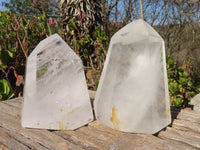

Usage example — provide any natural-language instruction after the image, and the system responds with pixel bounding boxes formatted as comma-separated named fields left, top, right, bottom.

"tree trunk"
left=140, top=0, right=143, bottom=19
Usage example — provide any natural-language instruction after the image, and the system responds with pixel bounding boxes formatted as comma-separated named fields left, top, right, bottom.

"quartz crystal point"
left=94, top=19, right=171, bottom=134
left=22, top=34, right=93, bottom=130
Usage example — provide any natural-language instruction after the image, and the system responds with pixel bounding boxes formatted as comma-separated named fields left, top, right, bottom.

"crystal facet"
left=94, top=19, right=171, bottom=134
left=22, top=34, right=93, bottom=130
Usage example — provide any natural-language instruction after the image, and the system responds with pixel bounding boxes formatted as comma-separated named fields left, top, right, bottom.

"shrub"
left=166, top=56, right=198, bottom=107
left=0, top=11, right=59, bottom=100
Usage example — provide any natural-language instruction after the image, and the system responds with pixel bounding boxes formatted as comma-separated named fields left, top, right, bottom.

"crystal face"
left=22, top=34, right=93, bottom=130
left=94, top=19, right=171, bottom=134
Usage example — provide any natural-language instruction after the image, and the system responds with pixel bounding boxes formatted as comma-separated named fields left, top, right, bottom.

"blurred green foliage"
left=69, top=22, right=108, bottom=71
left=167, top=56, right=198, bottom=107
left=0, top=79, right=14, bottom=100
left=0, top=11, right=59, bottom=100
left=0, top=11, right=199, bottom=106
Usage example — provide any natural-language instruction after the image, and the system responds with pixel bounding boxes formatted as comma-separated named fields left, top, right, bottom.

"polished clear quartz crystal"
left=22, top=34, right=93, bottom=130
left=94, top=19, right=171, bottom=134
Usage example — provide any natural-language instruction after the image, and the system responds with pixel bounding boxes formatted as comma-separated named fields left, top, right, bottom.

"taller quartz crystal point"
left=22, top=34, right=93, bottom=130
left=94, top=19, right=171, bottom=134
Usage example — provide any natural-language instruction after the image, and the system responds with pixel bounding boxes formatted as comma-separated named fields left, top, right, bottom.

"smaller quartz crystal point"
left=22, top=34, right=93, bottom=130
left=94, top=19, right=171, bottom=134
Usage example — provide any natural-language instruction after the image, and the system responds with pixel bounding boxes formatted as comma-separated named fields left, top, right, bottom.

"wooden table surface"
left=0, top=97, right=199, bottom=150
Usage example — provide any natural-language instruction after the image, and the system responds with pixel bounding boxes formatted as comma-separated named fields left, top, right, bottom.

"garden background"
left=0, top=0, right=200, bottom=107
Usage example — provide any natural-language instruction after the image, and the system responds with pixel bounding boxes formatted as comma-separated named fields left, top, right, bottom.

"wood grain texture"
left=0, top=97, right=199, bottom=150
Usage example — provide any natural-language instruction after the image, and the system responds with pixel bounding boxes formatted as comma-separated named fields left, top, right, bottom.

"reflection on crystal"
left=94, top=19, right=171, bottom=134
left=22, top=34, right=93, bottom=130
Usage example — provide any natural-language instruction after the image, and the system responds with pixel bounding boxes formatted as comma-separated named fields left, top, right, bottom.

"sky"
left=0, top=0, right=9, bottom=11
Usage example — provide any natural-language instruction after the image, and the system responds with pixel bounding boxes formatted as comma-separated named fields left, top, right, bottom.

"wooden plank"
left=55, top=130, right=106, bottom=150
left=1, top=98, right=101, bottom=150
left=0, top=144, right=9, bottom=150
left=2, top=97, right=23, bottom=108
left=0, top=126, right=48, bottom=150
left=75, top=125, right=123, bottom=149
left=0, top=97, right=200, bottom=150
left=0, top=102, right=83, bottom=150
left=77, top=125, right=177, bottom=150
left=176, top=110, right=200, bottom=124
left=0, top=127, right=30, bottom=150
left=77, top=125, right=158, bottom=150
left=0, top=101, right=21, bottom=119
left=172, top=119, right=200, bottom=133
left=0, top=127, right=47, bottom=150
left=89, top=121, right=197, bottom=150
left=158, top=127, right=200, bottom=149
